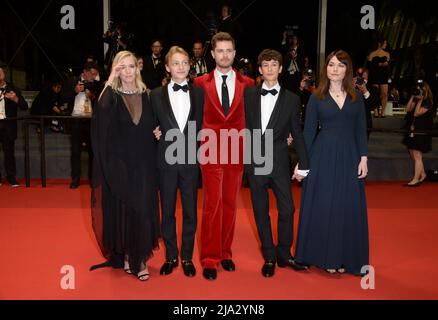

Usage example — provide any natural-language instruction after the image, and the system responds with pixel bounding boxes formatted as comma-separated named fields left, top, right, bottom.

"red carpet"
left=1, top=180, right=437, bottom=300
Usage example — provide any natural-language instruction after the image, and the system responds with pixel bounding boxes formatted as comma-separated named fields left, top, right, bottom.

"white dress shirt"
left=72, top=92, right=87, bottom=116
left=0, top=96, right=5, bottom=119
left=168, top=80, right=191, bottom=133
left=0, top=85, right=6, bottom=119
left=214, top=69, right=235, bottom=108
left=260, top=82, right=281, bottom=134
left=72, top=77, right=89, bottom=116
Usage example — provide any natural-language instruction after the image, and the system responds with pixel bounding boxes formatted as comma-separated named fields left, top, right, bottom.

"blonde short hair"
left=165, top=46, right=190, bottom=65
left=110, top=50, right=147, bottom=92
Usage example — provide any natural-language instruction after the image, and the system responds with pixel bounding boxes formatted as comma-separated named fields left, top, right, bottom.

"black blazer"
left=142, top=55, right=166, bottom=90
left=0, top=83, right=28, bottom=139
left=150, top=84, right=204, bottom=170
left=244, top=85, right=309, bottom=177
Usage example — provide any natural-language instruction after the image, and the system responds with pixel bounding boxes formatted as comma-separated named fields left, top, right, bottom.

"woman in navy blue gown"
left=295, top=50, right=369, bottom=276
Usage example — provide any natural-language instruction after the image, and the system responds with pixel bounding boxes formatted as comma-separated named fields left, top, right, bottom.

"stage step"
left=1, top=115, right=437, bottom=182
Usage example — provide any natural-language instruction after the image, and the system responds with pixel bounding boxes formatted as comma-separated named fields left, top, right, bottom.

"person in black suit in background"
left=0, top=66, right=28, bottom=187
left=60, top=62, right=101, bottom=189
left=244, top=49, right=310, bottom=277
left=281, top=34, right=306, bottom=93
left=190, top=40, right=214, bottom=79
left=151, top=46, right=204, bottom=277
left=142, top=39, right=167, bottom=90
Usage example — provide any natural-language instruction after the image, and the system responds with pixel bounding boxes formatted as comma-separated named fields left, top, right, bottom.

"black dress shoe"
left=261, top=260, right=276, bottom=277
left=277, top=258, right=309, bottom=271
left=202, top=268, right=217, bottom=280
left=221, top=259, right=236, bottom=271
left=69, top=178, right=80, bottom=189
left=7, top=176, right=20, bottom=187
left=159, top=259, right=178, bottom=275
left=182, top=260, right=196, bottom=277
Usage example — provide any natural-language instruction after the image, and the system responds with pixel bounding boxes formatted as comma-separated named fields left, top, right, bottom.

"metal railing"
left=2, top=115, right=91, bottom=188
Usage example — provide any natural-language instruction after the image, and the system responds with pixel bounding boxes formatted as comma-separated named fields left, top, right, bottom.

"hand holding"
left=4, top=91, right=18, bottom=103
left=153, top=126, right=162, bottom=140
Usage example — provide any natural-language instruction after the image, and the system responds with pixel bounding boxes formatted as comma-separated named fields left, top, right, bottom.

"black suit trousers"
left=248, top=173, right=295, bottom=261
left=70, top=119, right=92, bottom=180
left=159, top=167, right=198, bottom=261
left=0, top=129, right=16, bottom=179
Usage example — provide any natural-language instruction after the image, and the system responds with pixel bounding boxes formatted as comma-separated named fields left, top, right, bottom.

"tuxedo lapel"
left=254, top=85, right=262, bottom=131
left=182, top=84, right=196, bottom=134
left=161, top=85, right=179, bottom=130
left=205, top=72, right=225, bottom=119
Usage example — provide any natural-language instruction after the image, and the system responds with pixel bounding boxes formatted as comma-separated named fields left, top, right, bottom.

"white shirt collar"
left=215, top=68, right=234, bottom=80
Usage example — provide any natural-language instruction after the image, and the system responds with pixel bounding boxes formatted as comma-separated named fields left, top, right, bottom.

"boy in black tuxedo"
left=244, top=49, right=309, bottom=277
left=150, top=46, right=203, bottom=277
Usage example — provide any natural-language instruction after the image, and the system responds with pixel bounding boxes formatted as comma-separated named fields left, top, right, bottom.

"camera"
left=304, top=69, right=314, bottom=87
left=412, top=79, right=424, bottom=96
left=0, top=87, right=11, bottom=95
left=355, top=76, right=365, bottom=86
left=238, top=58, right=252, bottom=77
left=79, top=80, right=97, bottom=92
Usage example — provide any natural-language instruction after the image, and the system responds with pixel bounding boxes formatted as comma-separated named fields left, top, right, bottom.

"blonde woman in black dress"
left=90, top=51, right=160, bottom=281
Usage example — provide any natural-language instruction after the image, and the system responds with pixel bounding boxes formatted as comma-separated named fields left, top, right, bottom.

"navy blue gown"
left=295, top=92, right=369, bottom=275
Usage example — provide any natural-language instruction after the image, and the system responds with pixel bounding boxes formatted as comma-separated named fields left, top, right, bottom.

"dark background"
left=1, top=0, right=435, bottom=90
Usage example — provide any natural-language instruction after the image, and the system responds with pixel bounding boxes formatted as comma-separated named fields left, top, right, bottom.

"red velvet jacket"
left=194, top=70, right=254, bottom=170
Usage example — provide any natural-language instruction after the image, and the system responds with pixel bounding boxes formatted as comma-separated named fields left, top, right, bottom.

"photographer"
left=402, top=80, right=434, bottom=187
left=354, top=67, right=379, bottom=140
left=281, top=32, right=306, bottom=93
left=297, top=68, right=316, bottom=126
left=61, top=62, right=102, bottom=189
left=237, top=57, right=255, bottom=79
left=30, top=79, right=65, bottom=132
left=103, top=22, right=129, bottom=70
left=0, top=66, right=28, bottom=187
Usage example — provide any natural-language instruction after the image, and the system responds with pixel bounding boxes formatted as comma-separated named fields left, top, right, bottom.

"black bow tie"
left=261, top=88, right=278, bottom=96
left=173, top=83, right=189, bottom=92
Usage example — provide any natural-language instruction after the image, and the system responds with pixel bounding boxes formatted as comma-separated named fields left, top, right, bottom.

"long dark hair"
left=315, top=50, right=357, bottom=102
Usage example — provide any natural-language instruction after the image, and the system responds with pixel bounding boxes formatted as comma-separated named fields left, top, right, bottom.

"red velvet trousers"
left=200, top=166, right=243, bottom=268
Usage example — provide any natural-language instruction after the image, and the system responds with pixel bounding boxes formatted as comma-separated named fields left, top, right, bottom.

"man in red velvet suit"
left=194, top=32, right=254, bottom=280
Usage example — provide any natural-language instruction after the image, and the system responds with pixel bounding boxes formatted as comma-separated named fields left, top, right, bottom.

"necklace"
left=329, top=89, right=344, bottom=98
left=119, top=88, right=138, bottom=95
